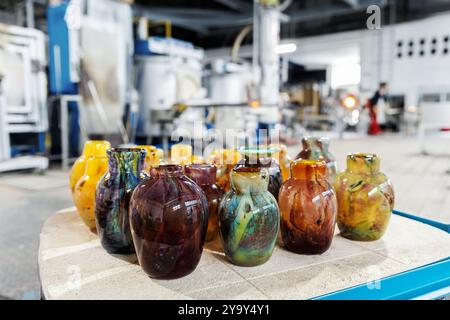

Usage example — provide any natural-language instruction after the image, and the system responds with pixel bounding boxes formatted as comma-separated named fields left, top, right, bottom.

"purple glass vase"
left=129, top=165, right=209, bottom=279
left=185, top=164, right=225, bottom=242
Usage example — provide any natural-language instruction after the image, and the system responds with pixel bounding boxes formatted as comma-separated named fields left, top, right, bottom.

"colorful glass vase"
left=208, top=149, right=241, bottom=192
left=73, top=156, right=108, bottom=231
left=129, top=165, right=209, bottom=279
left=95, top=148, right=148, bottom=254
left=137, top=145, right=161, bottom=172
left=334, top=153, right=395, bottom=241
left=296, top=136, right=337, bottom=183
left=218, top=161, right=279, bottom=266
left=279, top=160, right=337, bottom=254
left=270, top=143, right=292, bottom=182
left=238, top=147, right=283, bottom=201
left=171, top=144, right=193, bottom=165
left=185, top=164, right=224, bottom=242
left=69, top=140, right=110, bottom=193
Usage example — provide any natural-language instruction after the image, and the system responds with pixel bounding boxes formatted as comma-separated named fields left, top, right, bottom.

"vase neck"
left=107, top=148, right=145, bottom=182
left=231, top=165, right=269, bottom=194
left=291, top=159, right=327, bottom=181
left=184, top=164, right=216, bottom=186
left=156, top=165, right=183, bottom=177
left=346, top=153, right=380, bottom=175
left=82, top=140, right=111, bottom=158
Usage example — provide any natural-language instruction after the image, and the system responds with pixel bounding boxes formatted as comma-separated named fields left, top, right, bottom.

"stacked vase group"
left=70, top=139, right=395, bottom=279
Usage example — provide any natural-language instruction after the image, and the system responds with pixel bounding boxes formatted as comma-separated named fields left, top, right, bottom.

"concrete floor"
left=0, top=134, right=449, bottom=300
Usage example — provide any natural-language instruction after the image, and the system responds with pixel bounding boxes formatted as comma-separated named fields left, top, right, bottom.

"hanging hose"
left=231, top=24, right=253, bottom=63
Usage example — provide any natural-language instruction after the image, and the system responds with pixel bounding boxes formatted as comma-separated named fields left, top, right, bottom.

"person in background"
left=366, top=82, right=388, bottom=135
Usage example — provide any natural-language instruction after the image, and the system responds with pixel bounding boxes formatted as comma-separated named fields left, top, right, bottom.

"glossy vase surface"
left=73, top=156, right=108, bottom=231
left=296, top=137, right=337, bottom=183
left=270, top=144, right=292, bottom=182
left=69, top=140, right=110, bottom=193
left=95, top=148, right=148, bottom=254
left=219, top=162, right=279, bottom=266
left=129, top=165, right=209, bottom=279
left=238, top=147, right=283, bottom=201
left=335, top=153, right=395, bottom=241
left=185, top=164, right=224, bottom=242
left=208, top=149, right=241, bottom=192
left=279, top=160, right=337, bottom=254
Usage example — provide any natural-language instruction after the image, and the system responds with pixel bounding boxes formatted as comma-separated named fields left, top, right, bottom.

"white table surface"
left=39, top=208, right=450, bottom=300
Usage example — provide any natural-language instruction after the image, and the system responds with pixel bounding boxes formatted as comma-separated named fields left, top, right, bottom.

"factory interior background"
left=0, top=0, right=449, bottom=301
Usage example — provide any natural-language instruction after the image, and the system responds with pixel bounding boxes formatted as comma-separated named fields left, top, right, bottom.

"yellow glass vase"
left=73, top=156, right=108, bottom=231
left=69, top=140, right=111, bottom=193
left=269, top=144, right=292, bottom=182
left=334, top=153, right=395, bottom=241
left=137, top=145, right=162, bottom=172
left=171, top=144, right=193, bottom=165
left=207, top=149, right=241, bottom=192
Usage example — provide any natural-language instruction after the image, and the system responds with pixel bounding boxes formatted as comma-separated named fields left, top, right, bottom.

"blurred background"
left=1, top=0, right=450, bottom=300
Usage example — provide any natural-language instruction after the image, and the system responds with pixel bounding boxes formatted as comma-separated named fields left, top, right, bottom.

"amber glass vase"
left=208, top=149, right=241, bottom=192
left=73, top=157, right=108, bottom=231
left=69, top=140, right=110, bottom=193
left=219, top=162, right=279, bottom=266
left=335, top=153, right=395, bottom=241
left=95, top=148, right=148, bottom=254
left=279, top=160, right=337, bottom=254
left=129, top=165, right=209, bottom=279
left=296, top=137, right=337, bottom=183
left=185, top=164, right=224, bottom=242
left=238, top=147, right=283, bottom=201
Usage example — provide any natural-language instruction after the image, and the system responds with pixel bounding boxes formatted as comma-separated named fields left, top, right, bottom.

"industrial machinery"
left=47, top=0, right=133, bottom=168
left=133, top=18, right=206, bottom=151
left=0, top=23, right=48, bottom=173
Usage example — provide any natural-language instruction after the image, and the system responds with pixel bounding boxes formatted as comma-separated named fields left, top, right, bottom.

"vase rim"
left=108, top=147, right=146, bottom=154
left=238, top=146, right=276, bottom=156
left=157, top=164, right=183, bottom=174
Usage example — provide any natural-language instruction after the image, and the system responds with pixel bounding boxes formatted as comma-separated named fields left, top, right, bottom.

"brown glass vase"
left=129, top=165, right=209, bottom=279
left=185, top=164, right=225, bottom=242
left=279, top=159, right=337, bottom=254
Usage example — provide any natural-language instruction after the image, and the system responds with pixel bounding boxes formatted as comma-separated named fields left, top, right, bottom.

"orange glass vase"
left=69, top=140, right=110, bottom=193
left=270, top=144, right=292, bottom=182
left=171, top=144, right=193, bottom=165
left=279, top=159, right=337, bottom=254
left=73, top=156, right=108, bottom=231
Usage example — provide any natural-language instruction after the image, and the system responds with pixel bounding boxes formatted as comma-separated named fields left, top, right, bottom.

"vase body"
left=279, top=160, right=337, bottom=254
left=185, top=164, right=224, bottom=242
left=171, top=144, right=192, bottom=165
left=270, top=144, right=292, bottom=182
left=208, top=149, right=241, bottom=192
left=95, top=148, right=148, bottom=254
left=219, top=162, right=279, bottom=266
left=296, top=137, right=337, bottom=183
left=335, top=153, right=395, bottom=241
left=129, top=165, right=209, bottom=279
left=138, top=145, right=161, bottom=172
left=73, top=157, right=108, bottom=231
left=238, top=147, right=283, bottom=201
left=69, top=140, right=110, bottom=193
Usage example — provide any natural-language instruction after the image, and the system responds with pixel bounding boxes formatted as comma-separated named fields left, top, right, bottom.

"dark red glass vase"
left=129, top=165, right=209, bottom=279
left=185, top=164, right=225, bottom=242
